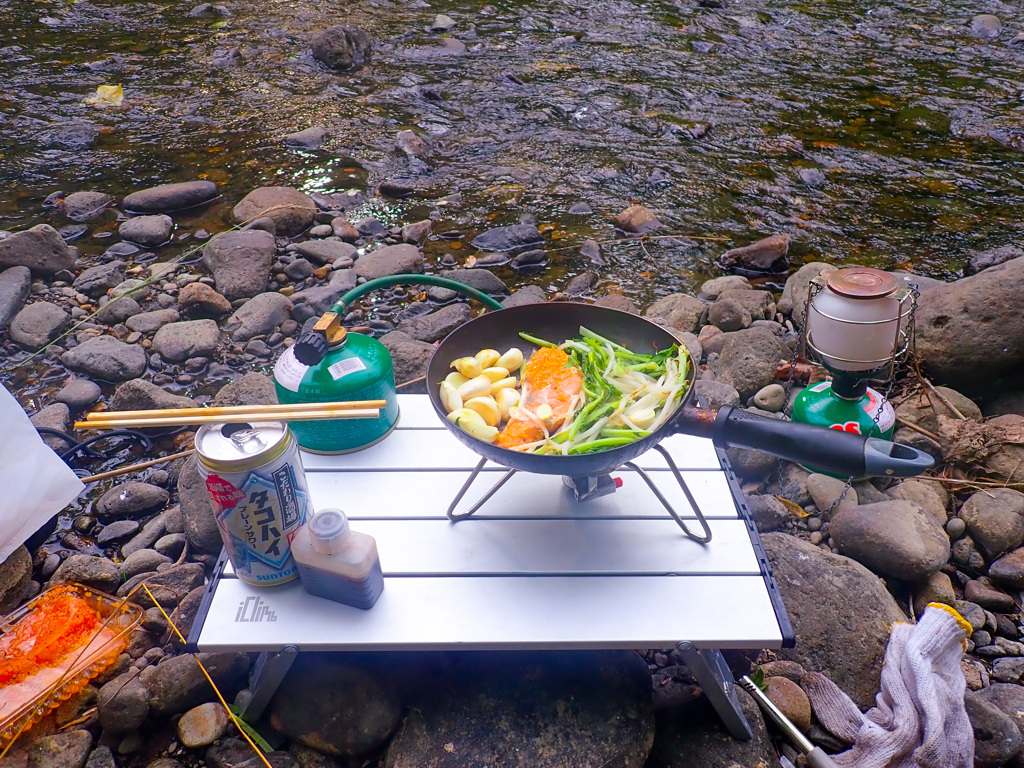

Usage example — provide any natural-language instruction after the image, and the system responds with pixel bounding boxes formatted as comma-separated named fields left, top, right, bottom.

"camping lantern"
left=791, top=267, right=916, bottom=457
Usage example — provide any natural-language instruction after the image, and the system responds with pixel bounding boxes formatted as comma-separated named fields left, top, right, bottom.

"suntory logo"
left=235, top=596, right=277, bottom=623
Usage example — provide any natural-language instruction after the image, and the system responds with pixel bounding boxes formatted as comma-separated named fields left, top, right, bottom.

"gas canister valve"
left=293, top=312, right=347, bottom=365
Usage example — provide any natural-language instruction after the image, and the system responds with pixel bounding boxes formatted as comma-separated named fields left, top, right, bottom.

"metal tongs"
left=738, top=676, right=840, bottom=768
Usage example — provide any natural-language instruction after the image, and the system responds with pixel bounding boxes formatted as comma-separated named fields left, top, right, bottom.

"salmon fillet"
left=496, top=346, right=582, bottom=449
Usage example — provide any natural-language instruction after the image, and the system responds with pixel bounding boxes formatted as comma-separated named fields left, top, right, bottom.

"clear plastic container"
left=1, top=583, right=142, bottom=747
left=292, top=509, right=384, bottom=609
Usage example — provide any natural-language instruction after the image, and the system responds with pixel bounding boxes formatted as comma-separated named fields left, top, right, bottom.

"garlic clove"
left=439, top=381, right=463, bottom=413
left=447, top=408, right=485, bottom=428
left=445, top=371, right=470, bottom=389
left=464, top=396, right=501, bottom=427
left=457, top=375, right=492, bottom=400
left=475, top=349, right=501, bottom=369
left=480, top=366, right=511, bottom=382
left=452, top=357, right=483, bottom=378
left=495, top=388, right=520, bottom=421
left=497, top=348, right=524, bottom=372
left=489, top=376, right=518, bottom=392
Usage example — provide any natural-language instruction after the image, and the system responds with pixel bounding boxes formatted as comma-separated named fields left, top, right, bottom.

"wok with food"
left=426, top=302, right=934, bottom=479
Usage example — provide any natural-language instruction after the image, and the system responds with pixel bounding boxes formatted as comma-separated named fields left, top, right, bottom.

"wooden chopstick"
left=75, top=408, right=381, bottom=430
left=84, top=399, right=388, bottom=421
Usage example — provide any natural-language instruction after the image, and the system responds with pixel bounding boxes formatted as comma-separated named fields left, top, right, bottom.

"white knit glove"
left=801, top=604, right=974, bottom=768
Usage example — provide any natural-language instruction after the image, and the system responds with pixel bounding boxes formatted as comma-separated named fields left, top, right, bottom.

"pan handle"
left=709, top=405, right=935, bottom=479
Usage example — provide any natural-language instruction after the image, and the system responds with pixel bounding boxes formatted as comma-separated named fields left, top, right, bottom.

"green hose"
left=332, top=274, right=505, bottom=313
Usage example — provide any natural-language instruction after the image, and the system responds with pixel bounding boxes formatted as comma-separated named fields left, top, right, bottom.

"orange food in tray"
left=496, top=347, right=583, bottom=449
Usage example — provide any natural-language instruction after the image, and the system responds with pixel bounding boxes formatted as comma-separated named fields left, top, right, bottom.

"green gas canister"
left=274, top=313, right=399, bottom=453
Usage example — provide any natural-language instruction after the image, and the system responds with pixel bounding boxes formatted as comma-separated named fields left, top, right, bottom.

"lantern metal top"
left=824, top=267, right=901, bottom=300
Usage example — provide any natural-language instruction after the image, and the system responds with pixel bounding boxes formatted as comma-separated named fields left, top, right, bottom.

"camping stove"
left=446, top=443, right=714, bottom=544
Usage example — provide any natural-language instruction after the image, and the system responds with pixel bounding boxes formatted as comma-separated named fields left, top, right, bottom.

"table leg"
left=676, top=642, right=753, bottom=741
left=242, top=645, right=299, bottom=720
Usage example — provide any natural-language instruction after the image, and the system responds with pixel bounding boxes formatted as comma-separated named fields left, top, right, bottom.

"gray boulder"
left=354, top=244, right=424, bottom=280
left=202, top=229, right=275, bottom=300
left=693, top=380, right=740, bottom=410
left=806, top=473, right=858, bottom=520
left=959, top=488, right=1024, bottom=559
left=380, top=331, right=434, bottom=391
left=110, top=378, right=196, bottom=411
left=0, top=224, right=75, bottom=275
left=73, top=261, right=126, bottom=298
left=383, top=652, right=653, bottom=768
left=830, top=500, right=950, bottom=581
left=293, top=240, right=357, bottom=266
left=439, top=268, right=509, bottom=295
left=122, top=181, right=218, bottom=213
left=179, top=281, right=232, bottom=319
left=96, top=481, right=169, bottom=520
left=94, top=295, right=141, bottom=325
left=762, top=532, right=908, bottom=710
left=62, top=191, right=112, bottom=221
left=119, top=214, right=173, bottom=247
left=716, top=327, right=784, bottom=399
left=396, top=303, right=471, bottom=343
left=228, top=293, right=292, bottom=341
left=50, top=554, right=120, bottom=593
left=965, top=690, right=1022, bottom=768
left=644, top=294, right=705, bottom=335
left=121, top=549, right=171, bottom=579
left=124, top=563, right=205, bottom=608
left=62, top=336, right=148, bottom=382
left=56, top=378, right=102, bottom=410
left=471, top=224, right=542, bottom=252
left=965, top=245, right=1023, bottom=276
left=988, top=548, right=1024, bottom=589
left=916, top=256, right=1024, bottom=394
left=27, top=731, right=93, bottom=768
left=233, top=187, right=317, bottom=237
left=976, top=684, right=1024, bottom=746
left=777, top=262, right=836, bottom=327
left=144, top=652, right=250, bottom=716
left=97, top=672, right=150, bottom=735
left=614, top=205, right=661, bottom=235
left=177, top=454, right=223, bottom=553
left=212, top=372, right=278, bottom=406
left=125, top=308, right=180, bottom=334
left=289, top=270, right=357, bottom=315
left=11, top=301, right=69, bottom=350
left=311, top=25, right=373, bottom=71
left=283, top=126, right=327, bottom=150
left=0, top=546, right=32, bottom=614
left=895, top=387, right=981, bottom=434
left=720, top=234, right=790, bottom=273
left=700, top=275, right=751, bottom=299
left=502, top=285, right=546, bottom=307
left=153, top=319, right=220, bottom=362
left=0, top=265, right=31, bottom=329
left=31, top=403, right=73, bottom=452
left=707, top=298, right=750, bottom=331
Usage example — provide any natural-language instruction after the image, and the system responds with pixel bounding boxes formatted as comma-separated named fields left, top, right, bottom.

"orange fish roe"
left=0, top=588, right=102, bottom=688
left=496, top=347, right=583, bottom=449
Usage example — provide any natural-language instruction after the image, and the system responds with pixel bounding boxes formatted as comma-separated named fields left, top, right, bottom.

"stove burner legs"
left=446, top=448, right=713, bottom=544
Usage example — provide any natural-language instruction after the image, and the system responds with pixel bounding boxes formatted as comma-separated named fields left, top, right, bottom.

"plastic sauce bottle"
left=291, top=509, right=384, bottom=609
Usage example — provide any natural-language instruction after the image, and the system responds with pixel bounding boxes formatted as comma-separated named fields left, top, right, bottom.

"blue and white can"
left=195, top=421, right=310, bottom=586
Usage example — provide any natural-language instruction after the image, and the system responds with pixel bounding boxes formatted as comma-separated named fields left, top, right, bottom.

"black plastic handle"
left=711, top=405, right=934, bottom=479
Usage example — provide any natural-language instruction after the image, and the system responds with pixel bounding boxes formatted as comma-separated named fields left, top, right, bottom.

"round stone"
left=177, top=702, right=230, bottom=748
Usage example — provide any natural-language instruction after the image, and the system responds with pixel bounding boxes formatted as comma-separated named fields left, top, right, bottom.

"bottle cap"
left=308, top=509, right=350, bottom=555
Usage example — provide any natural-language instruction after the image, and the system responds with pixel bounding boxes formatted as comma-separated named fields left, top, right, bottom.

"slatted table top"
left=190, top=395, right=790, bottom=653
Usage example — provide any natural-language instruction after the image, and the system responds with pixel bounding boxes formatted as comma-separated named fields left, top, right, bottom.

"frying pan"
left=426, top=302, right=934, bottom=479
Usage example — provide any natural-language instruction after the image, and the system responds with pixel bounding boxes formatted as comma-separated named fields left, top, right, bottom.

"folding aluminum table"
left=188, top=394, right=793, bottom=739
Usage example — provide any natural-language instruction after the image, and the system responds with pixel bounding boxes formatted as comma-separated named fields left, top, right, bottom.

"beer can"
left=195, top=421, right=310, bottom=586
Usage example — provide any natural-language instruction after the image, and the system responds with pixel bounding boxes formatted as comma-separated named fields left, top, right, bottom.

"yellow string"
left=142, top=585, right=273, bottom=768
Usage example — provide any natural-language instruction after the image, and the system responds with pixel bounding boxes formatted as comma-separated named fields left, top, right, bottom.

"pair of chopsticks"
left=74, top=399, right=386, bottom=430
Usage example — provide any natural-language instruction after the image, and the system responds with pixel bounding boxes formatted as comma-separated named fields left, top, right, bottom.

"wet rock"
left=471, top=224, right=542, bottom=252
left=96, top=482, right=169, bottom=520
left=95, top=295, right=141, bottom=325
left=965, top=245, right=1023, bottom=276
left=798, top=167, right=826, bottom=187
left=566, top=272, right=597, bottom=295
left=213, top=372, right=277, bottom=406
left=707, top=297, right=750, bottom=331
left=988, top=548, right=1024, bottom=589
left=124, top=308, right=179, bottom=335
left=595, top=294, right=638, bottom=314
left=396, top=303, right=471, bottom=343
left=120, top=549, right=170, bottom=579
left=721, top=234, right=790, bottom=273
left=805, top=474, right=858, bottom=520
left=284, top=259, right=314, bottom=281
left=311, top=24, right=373, bottom=71
left=764, top=676, right=811, bottom=732
left=289, top=272, right=357, bottom=315
left=354, top=244, right=424, bottom=280
left=178, top=702, right=230, bottom=749
left=178, top=454, right=222, bottom=553
left=649, top=687, right=770, bottom=768
left=971, top=14, right=1002, bottom=38
left=27, top=730, right=93, bottom=768
left=234, top=187, right=318, bottom=238
left=119, top=215, right=173, bottom=247
left=644, top=294, right=705, bottom=335
left=153, top=319, right=220, bottom=363
left=716, top=327, right=784, bottom=400
left=913, top=570, right=956, bottom=617
left=30, top=403, right=72, bottom=451
left=144, top=652, right=250, bottom=716
left=120, top=516, right=167, bottom=557
left=228, top=293, right=292, bottom=341
left=283, top=127, right=327, bottom=149
left=50, top=554, right=120, bottom=592
left=400, top=220, right=431, bottom=246
left=614, top=205, right=661, bottom=235
left=438, top=268, right=508, bottom=295
left=110, top=378, right=196, bottom=412
left=98, top=672, right=150, bottom=735
left=510, top=249, right=547, bottom=274
left=751, top=383, right=786, bottom=412
left=73, top=261, right=125, bottom=299
left=63, top=191, right=112, bottom=221
left=385, top=651, right=652, bottom=768
left=831, top=500, right=949, bottom=581
left=745, top=494, right=789, bottom=532
left=165, top=585, right=206, bottom=649
left=959, top=488, right=1024, bottom=560
left=84, top=746, right=116, bottom=768
left=123, top=181, right=219, bottom=214
left=56, top=378, right=102, bottom=411
left=916, top=257, right=1024, bottom=395
left=0, top=265, right=31, bottom=329
left=96, top=520, right=140, bottom=544
left=0, top=546, right=31, bottom=613
left=762, top=532, right=907, bottom=710
left=777, top=262, right=836, bottom=327
left=502, top=285, right=546, bottom=307
left=294, top=240, right=357, bottom=266
left=965, top=690, right=1021, bottom=767
left=40, top=121, right=97, bottom=149
left=693, top=380, right=740, bottom=409
left=62, top=336, right=148, bottom=382
left=202, top=229, right=275, bottom=300
left=178, top=281, right=233, bottom=319
left=331, top=218, right=359, bottom=241
left=0, top=224, right=75, bottom=275
left=124, top=563, right=205, bottom=608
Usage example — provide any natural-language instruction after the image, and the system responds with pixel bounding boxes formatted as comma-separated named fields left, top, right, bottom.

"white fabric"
left=802, top=606, right=973, bottom=768
left=0, top=383, right=84, bottom=561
